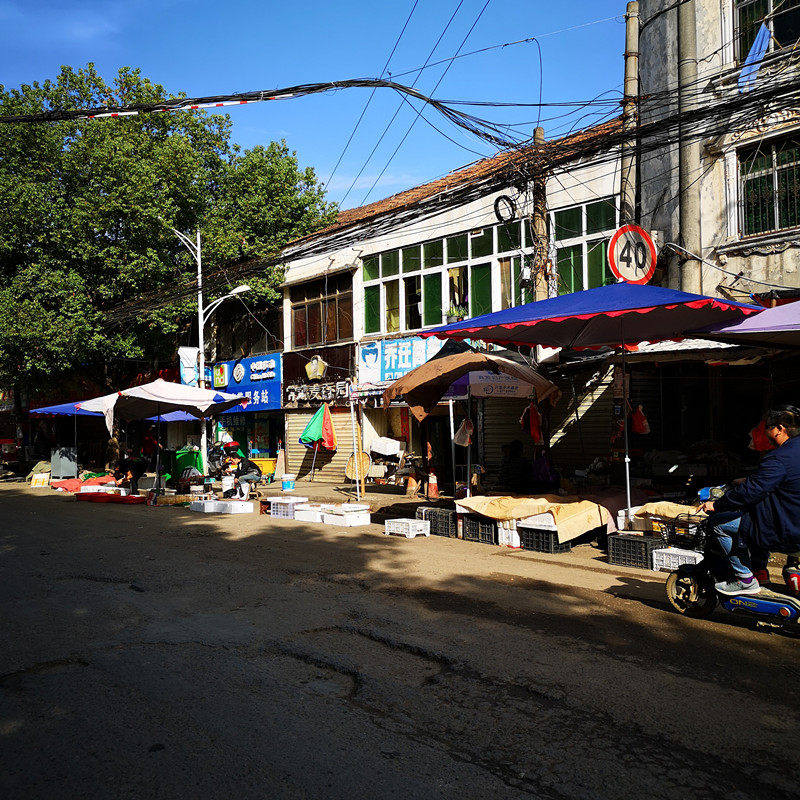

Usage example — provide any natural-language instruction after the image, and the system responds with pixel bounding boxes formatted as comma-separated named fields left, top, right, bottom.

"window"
left=740, top=136, right=800, bottom=236
left=290, top=274, right=353, bottom=348
left=361, top=219, right=532, bottom=334
left=551, top=197, right=618, bottom=295
left=736, top=0, right=800, bottom=61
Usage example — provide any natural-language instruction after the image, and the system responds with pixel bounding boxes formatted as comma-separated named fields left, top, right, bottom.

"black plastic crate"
left=656, top=514, right=707, bottom=552
left=462, top=515, right=496, bottom=545
left=519, top=527, right=572, bottom=554
left=431, top=508, right=458, bottom=538
left=608, top=534, right=665, bottom=569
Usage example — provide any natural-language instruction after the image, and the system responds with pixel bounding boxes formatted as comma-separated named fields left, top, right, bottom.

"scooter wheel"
left=665, top=569, right=718, bottom=618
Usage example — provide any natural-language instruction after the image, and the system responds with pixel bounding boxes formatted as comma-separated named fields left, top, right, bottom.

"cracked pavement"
left=2, top=485, right=799, bottom=799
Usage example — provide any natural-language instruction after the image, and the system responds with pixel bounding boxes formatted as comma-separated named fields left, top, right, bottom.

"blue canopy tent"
left=421, top=282, right=762, bottom=514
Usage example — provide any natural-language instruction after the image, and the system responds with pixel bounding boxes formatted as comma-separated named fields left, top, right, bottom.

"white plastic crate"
left=384, top=518, right=430, bottom=538
left=652, top=547, right=703, bottom=572
left=323, top=512, right=371, bottom=527
left=293, top=503, right=324, bottom=523
left=268, top=496, right=310, bottom=519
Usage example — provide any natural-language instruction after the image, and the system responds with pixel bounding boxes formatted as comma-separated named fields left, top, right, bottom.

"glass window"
left=382, top=250, right=400, bottom=277
left=471, top=263, right=492, bottom=317
left=740, top=136, right=800, bottom=236
left=497, top=221, right=521, bottom=253
left=404, top=276, right=422, bottom=330
left=363, top=255, right=380, bottom=281
left=446, top=234, right=468, bottom=263
left=448, top=266, right=468, bottom=314
left=554, top=207, right=582, bottom=240
left=364, top=285, right=381, bottom=334
left=557, top=245, right=583, bottom=295
left=402, top=245, right=421, bottom=273
left=470, top=228, right=493, bottom=259
left=736, top=0, right=800, bottom=61
left=586, top=199, right=616, bottom=235
left=423, top=240, right=443, bottom=268
left=499, top=257, right=513, bottom=309
left=339, top=298, right=353, bottom=340
left=587, top=239, right=613, bottom=288
left=385, top=280, right=400, bottom=333
left=292, top=306, right=307, bottom=348
left=423, top=273, right=442, bottom=326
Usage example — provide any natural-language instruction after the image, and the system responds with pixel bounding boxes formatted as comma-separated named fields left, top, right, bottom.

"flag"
left=739, top=22, right=771, bottom=93
left=299, top=403, right=338, bottom=451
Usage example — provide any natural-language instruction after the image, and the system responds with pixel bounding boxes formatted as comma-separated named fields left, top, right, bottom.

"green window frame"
left=364, top=285, right=381, bottom=334
left=423, top=273, right=442, bottom=326
left=470, top=263, right=492, bottom=317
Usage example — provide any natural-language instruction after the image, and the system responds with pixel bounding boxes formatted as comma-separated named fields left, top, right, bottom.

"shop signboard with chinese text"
left=210, top=353, right=282, bottom=413
left=358, top=337, right=445, bottom=383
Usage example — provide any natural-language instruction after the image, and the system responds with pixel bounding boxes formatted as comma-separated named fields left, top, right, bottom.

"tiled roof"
left=297, top=117, right=623, bottom=245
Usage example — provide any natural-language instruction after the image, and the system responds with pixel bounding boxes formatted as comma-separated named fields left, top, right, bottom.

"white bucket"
left=281, top=473, right=296, bottom=491
left=221, top=475, right=234, bottom=492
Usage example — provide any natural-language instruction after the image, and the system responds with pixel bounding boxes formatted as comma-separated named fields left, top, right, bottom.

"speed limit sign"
left=608, top=225, right=657, bottom=284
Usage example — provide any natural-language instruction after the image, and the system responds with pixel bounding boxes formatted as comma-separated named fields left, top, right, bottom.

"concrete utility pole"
left=532, top=126, right=549, bottom=301
left=620, top=1, right=639, bottom=225
left=675, top=0, right=703, bottom=293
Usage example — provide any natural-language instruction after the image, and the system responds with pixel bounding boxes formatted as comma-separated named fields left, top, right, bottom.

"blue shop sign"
left=212, top=353, right=282, bottom=413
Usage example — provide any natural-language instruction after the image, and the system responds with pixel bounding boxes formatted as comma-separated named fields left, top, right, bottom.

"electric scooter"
left=665, top=516, right=800, bottom=633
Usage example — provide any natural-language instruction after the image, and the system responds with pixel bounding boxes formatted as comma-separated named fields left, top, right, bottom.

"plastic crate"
left=608, top=534, right=665, bottom=569
left=384, top=518, right=430, bottom=538
left=656, top=514, right=707, bottom=551
left=652, top=547, right=704, bottom=572
left=415, top=507, right=458, bottom=537
left=462, top=515, right=496, bottom=545
left=269, top=496, right=310, bottom=519
left=519, top=527, right=572, bottom=554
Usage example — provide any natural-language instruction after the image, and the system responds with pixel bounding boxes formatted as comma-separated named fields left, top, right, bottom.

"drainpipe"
left=675, top=0, right=703, bottom=293
left=620, top=2, right=639, bottom=225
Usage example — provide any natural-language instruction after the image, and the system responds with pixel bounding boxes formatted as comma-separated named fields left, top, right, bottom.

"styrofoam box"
left=652, top=547, right=704, bottom=572
left=323, top=512, right=371, bottom=527
left=616, top=506, right=669, bottom=532
left=79, top=484, right=121, bottom=494
left=293, top=504, right=324, bottom=523
left=190, top=500, right=223, bottom=513
left=516, top=512, right=558, bottom=532
left=190, top=500, right=254, bottom=514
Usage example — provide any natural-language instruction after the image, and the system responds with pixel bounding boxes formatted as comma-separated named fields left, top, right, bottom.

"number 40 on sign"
left=607, top=224, right=657, bottom=284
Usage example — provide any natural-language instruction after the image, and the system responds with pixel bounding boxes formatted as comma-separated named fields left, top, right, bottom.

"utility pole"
left=675, top=0, right=702, bottom=293
left=620, top=1, right=639, bottom=225
left=532, top=126, right=549, bottom=301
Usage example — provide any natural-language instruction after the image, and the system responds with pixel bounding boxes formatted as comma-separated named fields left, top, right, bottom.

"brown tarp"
left=382, top=352, right=561, bottom=422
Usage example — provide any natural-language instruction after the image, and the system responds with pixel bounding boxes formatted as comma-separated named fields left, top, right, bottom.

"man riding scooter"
left=698, top=405, right=800, bottom=596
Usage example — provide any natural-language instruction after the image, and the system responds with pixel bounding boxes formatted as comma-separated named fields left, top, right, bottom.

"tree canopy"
left=0, top=64, right=338, bottom=399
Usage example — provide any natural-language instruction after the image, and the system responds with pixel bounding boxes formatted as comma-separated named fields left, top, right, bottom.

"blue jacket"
left=714, top=435, right=800, bottom=551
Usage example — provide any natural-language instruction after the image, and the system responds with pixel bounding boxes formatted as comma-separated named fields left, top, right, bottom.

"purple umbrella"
left=690, top=301, right=800, bottom=349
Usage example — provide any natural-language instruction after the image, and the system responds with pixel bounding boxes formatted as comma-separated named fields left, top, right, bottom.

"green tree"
left=0, top=64, right=336, bottom=400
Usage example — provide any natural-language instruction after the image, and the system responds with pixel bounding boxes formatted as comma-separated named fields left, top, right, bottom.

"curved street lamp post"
left=170, top=227, right=250, bottom=474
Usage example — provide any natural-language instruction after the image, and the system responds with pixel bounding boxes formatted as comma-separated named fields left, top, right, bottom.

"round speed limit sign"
left=608, top=225, right=657, bottom=284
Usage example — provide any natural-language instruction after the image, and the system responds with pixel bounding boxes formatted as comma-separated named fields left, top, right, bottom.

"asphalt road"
left=2, top=485, right=799, bottom=799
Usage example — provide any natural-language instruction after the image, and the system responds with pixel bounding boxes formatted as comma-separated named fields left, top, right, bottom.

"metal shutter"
left=285, top=408, right=358, bottom=483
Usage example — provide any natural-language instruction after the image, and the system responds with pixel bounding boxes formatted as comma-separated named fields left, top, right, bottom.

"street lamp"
left=170, top=227, right=251, bottom=474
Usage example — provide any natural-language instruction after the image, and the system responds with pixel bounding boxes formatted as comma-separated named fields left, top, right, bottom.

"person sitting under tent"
left=224, top=454, right=262, bottom=500
left=113, top=458, right=147, bottom=496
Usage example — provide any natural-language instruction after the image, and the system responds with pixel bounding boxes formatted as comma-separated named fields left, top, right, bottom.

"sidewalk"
left=251, top=475, right=671, bottom=600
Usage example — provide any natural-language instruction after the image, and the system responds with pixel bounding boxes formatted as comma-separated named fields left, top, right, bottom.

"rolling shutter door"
left=285, top=408, right=355, bottom=483
left=482, top=398, right=538, bottom=478
left=548, top=366, right=614, bottom=471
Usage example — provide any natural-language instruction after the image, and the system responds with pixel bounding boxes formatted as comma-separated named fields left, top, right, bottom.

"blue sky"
left=0, top=0, right=627, bottom=209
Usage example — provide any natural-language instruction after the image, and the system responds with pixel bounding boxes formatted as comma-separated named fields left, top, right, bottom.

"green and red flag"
left=298, top=403, right=337, bottom=451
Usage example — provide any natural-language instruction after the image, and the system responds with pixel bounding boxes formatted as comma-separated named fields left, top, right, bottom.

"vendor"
left=113, top=458, right=146, bottom=496
left=225, top=455, right=262, bottom=500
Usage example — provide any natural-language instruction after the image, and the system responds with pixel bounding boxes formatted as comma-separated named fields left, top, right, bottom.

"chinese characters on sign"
left=358, top=337, right=444, bottom=383
left=210, top=353, right=282, bottom=413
